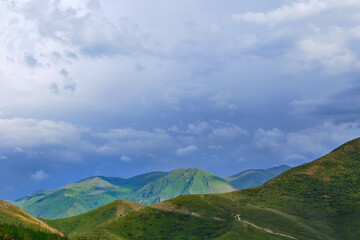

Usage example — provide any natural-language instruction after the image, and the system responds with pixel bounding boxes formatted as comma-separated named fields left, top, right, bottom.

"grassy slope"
left=42, top=200, right=144, bottom=239
left=0, top=200, right=62, bottom=235
left=225, top=165, right=291, bottom=190
left=0, top=223, right=69, bottom=240
left=47, top=138, right=360, bottom=239
left=46, top=199, right=286, bottom=240
left=129, top=168, right=235, bottom=205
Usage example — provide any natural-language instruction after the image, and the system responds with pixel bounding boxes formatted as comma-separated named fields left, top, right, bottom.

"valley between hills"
left=1, top=138, right=360, bottom=239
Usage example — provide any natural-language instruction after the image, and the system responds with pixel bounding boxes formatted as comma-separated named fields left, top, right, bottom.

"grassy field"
left=44, top=138, right=360, bottom=239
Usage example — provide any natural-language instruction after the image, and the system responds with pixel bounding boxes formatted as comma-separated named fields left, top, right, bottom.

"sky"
left=1, top=0, right=360, bottom=200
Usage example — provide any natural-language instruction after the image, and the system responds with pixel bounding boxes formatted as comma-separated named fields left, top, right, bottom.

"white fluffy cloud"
left=31, top=169, right=49, bottom=181
left=121, top=155, right=132, bottom=162
left=175, top=145, right=199, bottom=156
left=0, top=118, right=85, bottom=148
left=233, top=0, right=360, bottom=25
left=231, top=0, right=360, bottom=74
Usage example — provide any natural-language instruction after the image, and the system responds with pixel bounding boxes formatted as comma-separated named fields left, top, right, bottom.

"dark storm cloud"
left=293, top=82, right=360, bottom=122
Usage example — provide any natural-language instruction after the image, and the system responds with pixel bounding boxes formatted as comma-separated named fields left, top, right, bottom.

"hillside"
left=9, top=172, right=167, bottom=219
left=42, top=200, right=144, bottom=239
left=0, top=200, right=61, bottom=235
left=45, top=138, right=360, bottom=239
left=0, top=223, right=69, bottom=240
left=128, top=168, right=235, bottom=205
left=226, top=165, right=291, bottom=189
left=10, top=166, right=287, bottom=219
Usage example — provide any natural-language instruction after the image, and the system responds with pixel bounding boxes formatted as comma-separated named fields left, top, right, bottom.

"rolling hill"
left=45, top=137, right=360, bottom=239
left=8, top=171, right=167, bottom=219
left=0, top=200, right=62, bottom=235
left=41, top=200, right=144, bottom=239
left=128, top=168, right=235, bottom=205
left=9, top=166, right=288, bottom=219
left=225, top=165, right=291, bottom=189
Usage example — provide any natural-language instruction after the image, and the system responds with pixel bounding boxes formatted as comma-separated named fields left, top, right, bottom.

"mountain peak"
left=129, top=168, right=235, bottom=204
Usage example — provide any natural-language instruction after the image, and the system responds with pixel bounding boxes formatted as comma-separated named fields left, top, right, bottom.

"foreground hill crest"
left=0, top=200, right=60, bottom=235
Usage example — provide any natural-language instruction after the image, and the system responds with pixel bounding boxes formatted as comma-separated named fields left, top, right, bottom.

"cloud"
left=230, top=0, right=360, bottom=74
left=187, top=122, right=210, bottom=135
left=255, top=121, right=360, bottom=162
left=286, top=29, right=360, bottom=74
left=95, top=128, right=174, bottom=154
left=17, top=0, right=144, bottom=57
left=284, top=154, right=307, bottom=162
left=175, top=145, right=199, bottom=156
left=51, top=51, right=61, bottom=59
left=121, top=155, right=132, bottom=162
left=2, top=0, right=360, bottom=201
left=210, top=125, right=247, bottom=140
left=135, top=64, right=145, bottom=72
left=0, top=118, right=245, bottom=163
left=50, top=82, right=60, bottom=94
left=208, top=145, right=223, bottom=150
left=24, top=53, right=38, bottom=67
left=51, top=150, right=83, bottom=163
left=292, top=83, right=360, bottom=121
left=59, top=69, right=69, bottom=77
left=232, top=0, right=360, bottom=25
left=57, top=68, right=77, bottom=94
left=14, top=147, right=24, bottom=153
left=65, top=51, right=78, bottom=59
left=0, top=118, right=85, bottom=148
left=31, top=169, right=49, bottom=181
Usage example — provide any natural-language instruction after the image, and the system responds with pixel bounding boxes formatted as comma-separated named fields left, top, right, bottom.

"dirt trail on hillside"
left=233, top=213, right=298, bottom=240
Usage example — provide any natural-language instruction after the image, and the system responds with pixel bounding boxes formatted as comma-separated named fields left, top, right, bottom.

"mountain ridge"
left=43, top=137, right=360, bottom=239
left=9, top=165, right=289, bottom=219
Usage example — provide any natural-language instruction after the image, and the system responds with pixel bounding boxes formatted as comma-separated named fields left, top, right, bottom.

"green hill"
left=41, top=200, right=144, bottom=239
left=0, top=200, right=62, bottom=236
left=129, top=168, right=235, bottom=205
left=9, top=166, right=289, bottom=219
left=9, top=169, right=236, bottom=219
left=45, top=138, right=360, bottom=239
left=225, top=165, right=291, bottom=189
left=9, top=172, right=167, bottom=219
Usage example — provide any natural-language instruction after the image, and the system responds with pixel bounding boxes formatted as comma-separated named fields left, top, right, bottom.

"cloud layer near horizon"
left=1, top=0, right=360, bottom=200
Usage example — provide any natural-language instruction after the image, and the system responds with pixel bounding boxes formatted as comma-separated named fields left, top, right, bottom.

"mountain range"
left=8, top=165, right=289, bottom=219
left=41, top=137, right=360, bottom=239
left=1, top=138, right=360, bottom=239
